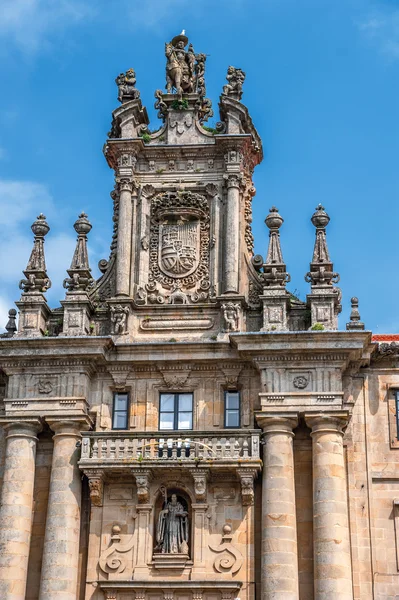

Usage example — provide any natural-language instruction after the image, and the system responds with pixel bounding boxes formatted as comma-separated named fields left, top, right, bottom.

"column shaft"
left=39, top=421, right=84, bottom=600
left=116, top=178, right=133, bottom=296
left=0, top=420, right=40, bottom=600
left=224, top=176, right=240, bottom=293
left=258, top=415, right=299, bottom=600
left=307, top=414, right=353, bottom=600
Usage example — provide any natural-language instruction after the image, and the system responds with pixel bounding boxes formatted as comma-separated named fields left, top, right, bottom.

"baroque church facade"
left=0, top=32, right=398, bottom=600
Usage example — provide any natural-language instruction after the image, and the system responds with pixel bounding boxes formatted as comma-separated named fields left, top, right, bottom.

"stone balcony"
left=79, top=429, right=261, bottom=471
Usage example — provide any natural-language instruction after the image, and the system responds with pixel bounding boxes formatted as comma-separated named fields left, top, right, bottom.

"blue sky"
left=0, top=0, right=398, bottom=332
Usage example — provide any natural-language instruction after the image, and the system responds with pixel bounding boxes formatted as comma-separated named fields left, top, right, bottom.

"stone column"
left=39, top=419, right=90, bottom=600
left=256, top=413, right=299, bottom=600
left=116, top=176, right=134, bottom=297
left=0, top=419, right=41, bottom=600
left=305, top=413, right=353, bottom=600
left=224, top=174, right=241, bottom=294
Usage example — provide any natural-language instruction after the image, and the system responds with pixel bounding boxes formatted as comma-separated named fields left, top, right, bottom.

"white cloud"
left=358, top=8, right=399, bottom=59
left=0, top=0, right=93, bottom=53
left=0, top=178, right=76, bottom=310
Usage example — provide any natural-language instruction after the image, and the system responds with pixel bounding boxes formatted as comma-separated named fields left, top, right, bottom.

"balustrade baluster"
left=127, top=438, right=133, bottom=458
left=208, top=439, right=214, bottom=459
left=234, top=439, right=240, bottom=458
left=225, top=438, right=231, bottom=457
left=110, top=439, right=116, bottom=459
left=144, top=438, right=151, bottom=459
left=242, top=439, right=249, bottom=458
left=92, top=439, right=98, bottom=459
left=171, top=439, right=178, bottom=460
left=216, top=439, right=222, bottom=458
left=101, top=439, right=107, bottom=459
left=198, top=438, right=204, bottom=459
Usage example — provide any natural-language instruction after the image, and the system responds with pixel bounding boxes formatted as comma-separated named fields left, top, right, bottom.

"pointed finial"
left=346, top=297, right=365, bottom=330
left=63, top=213, right=94, bottom=293
left=4, top=309, right=17, bottom=337
left=305, top=205, right=339, bottom=287
left=19, top=214, right=51, bottom=294
left=259, top=207, right=290, bottom=287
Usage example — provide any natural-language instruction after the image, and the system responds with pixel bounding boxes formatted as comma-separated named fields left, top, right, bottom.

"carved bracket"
left=158, top=364, right=192, bottom=389
left=219, top=364, right=242, bottom=390
left=132, top=468, right=153, bottom=504
left=209, top=523, right=243, bottom=575
left=84, top=469, right=104, bottom=507
left=237, top=468, right=256, bottom=506
left=108, top=366, right=133, bottom=390
left=190, top=468, right=209, bottom=502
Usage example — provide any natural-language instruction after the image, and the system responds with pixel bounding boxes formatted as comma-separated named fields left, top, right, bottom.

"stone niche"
left=152, top=488, right=192, bottom=571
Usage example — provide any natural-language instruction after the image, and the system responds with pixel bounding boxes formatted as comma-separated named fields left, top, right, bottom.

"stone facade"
left=0, top=32, right=399, bottom=600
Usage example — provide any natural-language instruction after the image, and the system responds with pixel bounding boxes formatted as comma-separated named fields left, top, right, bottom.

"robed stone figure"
left=156, top=493, right=189, bottom=554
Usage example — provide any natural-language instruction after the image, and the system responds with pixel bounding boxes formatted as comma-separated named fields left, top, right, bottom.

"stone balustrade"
left=80, top=430, right=261, bottom=468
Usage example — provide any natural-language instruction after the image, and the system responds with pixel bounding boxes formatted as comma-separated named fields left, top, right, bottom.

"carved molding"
left=132, top=468, right=153, bottom=504
left=84, top=469, right=104, bottom=507
left=237, top=468, right=256, bottom=506
left=209, top=523, right=243, bottom=575
left=190, top=468, right=209, bottom=502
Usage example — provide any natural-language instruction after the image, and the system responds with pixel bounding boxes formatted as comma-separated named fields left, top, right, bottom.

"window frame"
left=159, top=392, right=194, bottom=431
left=224, top=390, right=241, bottom=429
left=112, top=391, right=130, bottom=430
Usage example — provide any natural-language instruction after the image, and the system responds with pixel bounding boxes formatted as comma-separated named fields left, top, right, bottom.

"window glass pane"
left=114, top=393, right=128, bottom=411
left=113, top=411, right=127, bottom=429
left=160, top=412, right=174, bottom=430
left=226, top=392, right=240, bottom=409
left=226, top=409, right=239, bottom=428
left=178, top=393, right=193, bottom=411
left=160, top=394, right=174, bottom=411
left=178, top=411, right=192, bottom=430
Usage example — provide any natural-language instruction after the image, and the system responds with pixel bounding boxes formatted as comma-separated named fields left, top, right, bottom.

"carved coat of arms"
left=159, top=219, right=200, bottom=278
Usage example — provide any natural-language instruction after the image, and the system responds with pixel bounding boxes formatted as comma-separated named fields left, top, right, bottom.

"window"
left=395, top=390, right=399, bottom=440
left=159, top=393, right=193, bottom=430
left=224, top=391, right=240, bottom=428
left=112, top=392, right=129, bottom=430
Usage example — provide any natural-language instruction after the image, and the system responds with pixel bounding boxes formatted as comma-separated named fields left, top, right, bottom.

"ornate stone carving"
left=38, top=380, right=53, bottom=394
left=155, top=489, right=189, bottom=555
left=223, top=66, right=246, bottom=101
left=158, top=364, right=191, bottom=389
left=305, top=205, right=340, bottom=287
left=190, top=469, right=209, bottom=502
left=165, top=31, right=196, bottom=97
left=238, top=469, right=256, bottom=506
left=110, top=304, right=129, bottom=335
left=1, top=309, right=17, bottom=338
left=99, top=523, right=135, bottom=575
left=346, top=297, right=365, bottom=331
left=219, top=364, right=242, bottom=389
left=117, top=153, right=137, bottom=168
left=86, top=471, right=104, bottom=507
left=19, top=214, right=52, bottom=294
left=148, top=191, right=210, bottom=302
left=257, top=207, right=291, bottom=288
left=132, top=469, right=153, bottom=504
left=63, top=213, right=94, bottom=293
left=154, top=89, right=168, bottom=120
left=209, top=524, right=243, bottom=574
left=293, top=375, right=309, bottom=389
left=222, top=303, right=240, bottom=332
left=115, top=69, right=140, bottom=103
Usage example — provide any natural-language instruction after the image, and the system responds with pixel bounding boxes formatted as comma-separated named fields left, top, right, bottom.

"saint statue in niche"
left=155, top=489, right=189, bottom=554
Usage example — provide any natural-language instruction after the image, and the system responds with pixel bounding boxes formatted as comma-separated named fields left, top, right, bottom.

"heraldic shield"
left=159, top=219, right=200, bottom=278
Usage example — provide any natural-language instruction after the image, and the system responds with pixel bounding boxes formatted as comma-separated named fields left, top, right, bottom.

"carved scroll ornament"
left=209, top=524, right=243, bottom=575
left=99, top=524, right=135, bottom=576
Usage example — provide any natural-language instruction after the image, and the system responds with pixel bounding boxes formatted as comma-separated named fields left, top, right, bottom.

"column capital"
left=0, top=416, right=42, bottom=440
left=116, top=175, right=135, bottom=193
left=305, top=411, right=350, bottom=436
left=46, top=416, right=93, bottom=437
left=255, top=412, right=298, bottom=435
left=224, top=172, right=243, bottom=189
